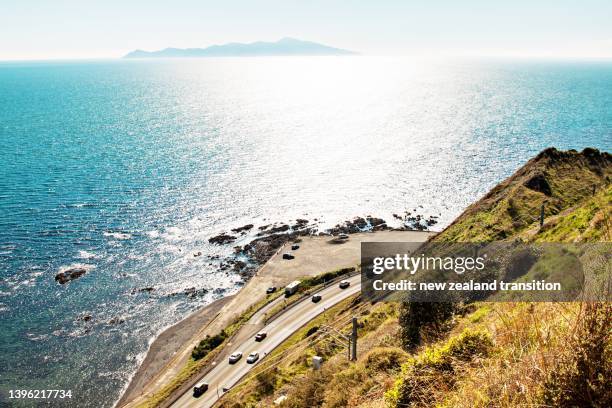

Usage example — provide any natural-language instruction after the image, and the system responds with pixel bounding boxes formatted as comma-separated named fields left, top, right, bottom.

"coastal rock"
left=291, top=218, right=310, bottom=230
left=184, top=287, right=209, bottom=298
left=108, top=317, right=125, bottom=325
left=131, top=287, right=155, bottom=294
left=257, top=224, right=290, bottom=236
left=208, top=233, right=237, bottom=245
left=245, top=233, right=293, bottom=263
left=400, top=211, right=438, bottom=231
left=327, top=216, right=388, bottom=234
left=231, top=224, right=254, bottom=233
left=55, top=268, right=87, bottom=284
left=366, top=216, right=385, bottom=227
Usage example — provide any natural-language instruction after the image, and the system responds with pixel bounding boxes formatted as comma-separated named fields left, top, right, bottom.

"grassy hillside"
left=437, top=147, right=610, bottom=242
left=216, top=148, right=610, bottom=408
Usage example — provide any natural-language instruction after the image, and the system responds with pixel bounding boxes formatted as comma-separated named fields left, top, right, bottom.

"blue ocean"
left=0, top=57, right=611, bottom=406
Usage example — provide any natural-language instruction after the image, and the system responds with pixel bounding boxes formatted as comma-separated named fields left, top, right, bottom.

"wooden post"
left=351, top=317, right=358, bottom=361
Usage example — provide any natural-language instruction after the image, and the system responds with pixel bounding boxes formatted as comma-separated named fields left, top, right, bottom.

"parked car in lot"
left=193, top=382, right=209, bottom=397
left=339, top=280, right=350, bottom=289
left=228, top=351, right=243, bottom=364
left=255, top=331, right=267, bottom=342
left=291, top=244, right=300, bottom=250
left=311, top=294, right=322, bottom=303
left=266, top=286, right=277, bottom=294
left=282, top=252, right=295, bottom=260
left=246, top=352, right=260, bottom=364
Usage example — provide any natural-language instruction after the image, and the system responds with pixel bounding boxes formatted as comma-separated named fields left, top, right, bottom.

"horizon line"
left=3, top=53, right=612, bottom=63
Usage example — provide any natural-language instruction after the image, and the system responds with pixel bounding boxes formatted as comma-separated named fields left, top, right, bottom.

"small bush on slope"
left=540, top=302, right=611, bottom=408
left=385, top=328, right=493, bottom=407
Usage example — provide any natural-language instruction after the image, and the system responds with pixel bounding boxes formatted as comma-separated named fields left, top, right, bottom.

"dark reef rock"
left=291, top=218, right=310, bottom=230
left=208, top=233, right=237, bottom=245
left=246, top=233, right=292, bottom=263
left=76, top=314, right=92, bottom=322
left=231, top=224, right=254, bottom=233
left=108, top=317, right=125, bottom=325
left=258, top=224, right=290, bottom=236
left=327, top=216, right=389, bottom=235
left=55, top=268, right=87, bottom=284
left=184, top=287, right=209, bottom=298
left=131, top=287, right=155, bottom=294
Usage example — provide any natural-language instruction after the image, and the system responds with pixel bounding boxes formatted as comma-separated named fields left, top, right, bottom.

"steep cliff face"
left=436, top=148, right=611, bottom=242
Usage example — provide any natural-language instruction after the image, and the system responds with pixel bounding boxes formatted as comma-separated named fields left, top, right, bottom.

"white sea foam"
left=58, top=263, right=96, bottom=273
left=160, top=226, right=184, bottom=241
left=146, top=230, right=160, bottom=238
left=78, top=250, right=100, bottom=260
left=103, top=232, right=132, bottom=240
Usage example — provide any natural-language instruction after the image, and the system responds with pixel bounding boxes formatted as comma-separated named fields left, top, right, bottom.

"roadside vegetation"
left=215, top=148, right=610, bottom=408
left=136, top=266, right=356, bottom=407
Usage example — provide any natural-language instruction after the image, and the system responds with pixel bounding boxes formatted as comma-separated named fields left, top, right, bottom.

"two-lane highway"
left=171, top=274, right=362, bottom=408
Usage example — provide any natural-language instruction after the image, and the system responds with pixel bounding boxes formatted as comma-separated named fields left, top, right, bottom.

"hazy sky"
left=1, top=0, right=611, bottom=60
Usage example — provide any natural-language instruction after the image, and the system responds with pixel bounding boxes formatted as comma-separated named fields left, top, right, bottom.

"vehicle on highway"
left=339, top=280, right=350, bottom=289
left=246, top=352, right=260, bottom=364
left=193, top=382, right=209, bottom=397
left=285, top=280, right=301, bottom=296
left=282, top=252, right=295, bottom=260
left=255, top=331, right=267, bottom=342
left=266, top=286, right=277, bottom=294
left=338, top=233, right=349, bottom=240
left=311, top=294, right=322, bottom=303
left=228, top=351, right=243, bottom=364
left=291, top=244, right=300, bottom=250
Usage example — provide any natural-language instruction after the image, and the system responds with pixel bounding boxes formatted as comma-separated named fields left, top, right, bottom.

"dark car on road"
left=255, top=332, right=267, bottom=342
left=282, top=252, right=295, bottom=260
left=193, top=382, right=209, bottom=397
left=266, top=287, right=277, bottom=294
left=291, top=244, right=300, bottom=250
left=311, top=294, right=322, bottom=303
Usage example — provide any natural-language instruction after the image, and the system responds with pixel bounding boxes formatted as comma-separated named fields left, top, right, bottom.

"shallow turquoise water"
left=0, top=57, right=610, bottom=406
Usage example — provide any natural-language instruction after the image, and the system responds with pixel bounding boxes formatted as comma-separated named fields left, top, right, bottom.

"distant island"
left=123, top=37, right=357, bottom=58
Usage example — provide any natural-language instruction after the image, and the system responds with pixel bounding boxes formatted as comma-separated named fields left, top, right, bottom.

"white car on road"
left=246, top=352, right=259, bottom=364
left=228, top=351, right=242, bottom=364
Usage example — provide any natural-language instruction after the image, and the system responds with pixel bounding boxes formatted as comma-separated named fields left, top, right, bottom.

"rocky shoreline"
left=208, top=211, right=439, bottom=274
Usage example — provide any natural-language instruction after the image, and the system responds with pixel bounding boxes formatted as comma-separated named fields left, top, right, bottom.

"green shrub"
left=302, top=267, right=355, bottom=287
left=255, top=367, right=278, bottom=397
left=304, top=325, right=319, bottom=338
left=385, top=328, right=493, bottom=407
left=540, top=302, right=611, bottom=407
left=192, top=330, right=227, bottom=360
left=398, top=301, right=456, bottom=349
left=363, top=347, right=408, bottom=374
